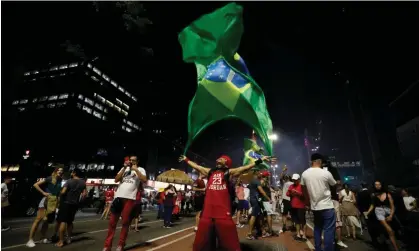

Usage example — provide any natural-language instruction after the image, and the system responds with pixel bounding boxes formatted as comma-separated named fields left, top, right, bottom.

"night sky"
left=2, top=1, right=418, bottom=164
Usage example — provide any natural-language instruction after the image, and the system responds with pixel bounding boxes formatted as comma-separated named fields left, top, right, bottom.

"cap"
left=124, top=156, right=130, bottom=162
left=291, top=173, right=300, bottom=180
left=219, top=155, right=232, bottom=168
left=311, top=153, right=324, bottom=162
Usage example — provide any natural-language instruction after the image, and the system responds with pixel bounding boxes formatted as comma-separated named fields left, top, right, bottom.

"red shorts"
left=193, top=217, right=241, bottom=251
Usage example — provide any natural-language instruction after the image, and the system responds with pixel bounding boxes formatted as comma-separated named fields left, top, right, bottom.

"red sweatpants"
left=104, top=198, right=135, bottom=248
left=193, top=217, right=241, bottom=251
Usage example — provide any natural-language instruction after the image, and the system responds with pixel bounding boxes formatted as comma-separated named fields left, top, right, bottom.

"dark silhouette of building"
left=5, top=60, right=145, bottom=177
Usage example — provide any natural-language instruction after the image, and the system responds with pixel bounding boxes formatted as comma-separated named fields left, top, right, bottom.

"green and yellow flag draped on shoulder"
left=179, top=3, right=274, bottom=155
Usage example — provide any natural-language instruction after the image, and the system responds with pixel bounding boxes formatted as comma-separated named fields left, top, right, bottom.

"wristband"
left=255, top=158, right=263, bottom=165
left=184, top=157, right=190, bottom=163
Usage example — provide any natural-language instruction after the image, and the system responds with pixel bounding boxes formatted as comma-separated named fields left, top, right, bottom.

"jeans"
left=313, top=208, right=336, bottom=251
left=164, top=205, right=173, bottom=226
left=157, top=204, right=164, bottom=219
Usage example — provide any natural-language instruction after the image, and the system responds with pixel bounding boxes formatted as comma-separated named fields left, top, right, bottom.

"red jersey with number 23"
left=202, top=170, right=231, bottom=219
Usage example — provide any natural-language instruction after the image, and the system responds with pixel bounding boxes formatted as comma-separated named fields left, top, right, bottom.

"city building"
left=6, top=60, right=145, bottom=177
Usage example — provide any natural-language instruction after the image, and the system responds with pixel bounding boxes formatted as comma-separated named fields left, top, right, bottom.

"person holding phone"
left=103, top=156, right=147, bottom=251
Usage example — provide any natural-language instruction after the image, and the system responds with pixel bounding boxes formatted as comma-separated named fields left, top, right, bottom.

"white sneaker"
left=41, top=238, right=51, bottom=244
left=337, top=241, right=348, bottom=248
left=26, top=240, right=36, bottom=248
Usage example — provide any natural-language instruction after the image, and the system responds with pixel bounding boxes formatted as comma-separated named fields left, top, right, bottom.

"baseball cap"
left=291, top=173, right=300, bottom=180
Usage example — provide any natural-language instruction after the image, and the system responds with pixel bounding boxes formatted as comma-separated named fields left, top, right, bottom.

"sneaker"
left=336, top=241, right=348, bottom=248
left=26, top=240, right=36, bottom=248
left=1, top=226, right=10, bottom=232
left=41, top=238, right=52, bottom=244
left=262, top=232, right=272, bottom=238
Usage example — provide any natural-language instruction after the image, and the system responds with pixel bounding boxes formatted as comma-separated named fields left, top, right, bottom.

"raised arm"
left=229, top=156, right=271, bottom=177
left=179, top=155, right=210, bottom=176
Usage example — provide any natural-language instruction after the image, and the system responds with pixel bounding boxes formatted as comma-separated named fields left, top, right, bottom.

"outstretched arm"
left=179, top=155, right=210, bottom=176
left=229, top=156, right=271, bottom=177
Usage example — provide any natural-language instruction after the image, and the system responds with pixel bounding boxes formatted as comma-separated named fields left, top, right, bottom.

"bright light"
left=269, top=133, right=278, bottom=141
left=275, top=164, right=278, bottom=168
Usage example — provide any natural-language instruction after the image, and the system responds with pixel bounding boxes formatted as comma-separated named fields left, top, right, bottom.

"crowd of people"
left=2, top=151, right=418, bottom=251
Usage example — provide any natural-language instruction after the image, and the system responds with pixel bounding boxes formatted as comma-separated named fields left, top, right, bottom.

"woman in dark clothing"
left=364, top=180, right=399, bottom=251
left=163, top=185, right=176, bottom=228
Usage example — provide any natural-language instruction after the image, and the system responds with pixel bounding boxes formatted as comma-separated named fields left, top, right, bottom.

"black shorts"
left=57, top=203, right=79, bottom=224
left=291, top=208, right=306, bottom=225
left=130, top=204, right=142, bottom=219
left=250, top=198, right=261, bottom=217
left=281, top=199, right=291, bottom=215
left=237, top=200, right=247, bottom=210
left=195, top=196, right=204, bottom=211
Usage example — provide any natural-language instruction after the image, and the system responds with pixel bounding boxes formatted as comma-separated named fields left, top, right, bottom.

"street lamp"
left=268, top=133, right=278, bottom=141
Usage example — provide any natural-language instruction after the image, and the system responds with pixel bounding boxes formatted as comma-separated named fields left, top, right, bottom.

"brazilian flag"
left=179, top=3, right=273, bottom=155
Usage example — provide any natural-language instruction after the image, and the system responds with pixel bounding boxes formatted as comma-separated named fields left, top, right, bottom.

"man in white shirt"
left=401, top=188, right=417, bottom=212
left=280, top=166, right=293, bottom=233
left=103, top=156, right=147, bottom=251
left=301, top=154, right=336, bottom=251
left=1, top=177, right=12, bottom=232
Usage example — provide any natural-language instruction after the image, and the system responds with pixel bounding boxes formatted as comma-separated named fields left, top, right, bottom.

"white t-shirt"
left=1, top=183, right=9, bottom=202
left=282, top=181, right=293, bottom=201
left=244, top=187, right=250, bottom=200
left=185, top=191, right=192, bottom=199
left=403, top=196, right=416, bottom=211
left=115, top=166, right=146, bottom=200
left=340, top=190, right=354, bottom=202
left=301, top=167, right=336, bottom=211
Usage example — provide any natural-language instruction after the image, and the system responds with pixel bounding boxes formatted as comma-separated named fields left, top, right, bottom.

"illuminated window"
left=121, top=110, right=128, bottom=117
left=84, top=97, right=94, bottom=106
left=94, top=93, right=105, bottom=103
left=19, top=99, right=28, bottom=104
left=110, top=80, right=118, bottom=87
left=102, top=115, right=107, bottom=121
left=127, top=120, right=133, bottom=127
left=37, top=104, right=44, bottom=109
left=102, top=74, right=110, bottom=81
left=76, top=103, right=82, bottom=109
left=104, top=108, right=108, bottom=113
left=125, top=91, right=132, bottom=98
left=93, top=67, right=101, bottom=75
left=50, top=66, right=58, bottom=71
left=116, top=98, right=123, bottom=106
left=32, top=98, right=38, bottom=103
left=126, top=127, right=132, bottom=133
left=99, top=82, right=104, bottom=86
left=18, top=107, right=25, bottom=112
left=48, top=95, right=58, bottom=101
left=24, top=72, right=30, bottom=76
left=87, top=63, right=92, bottom=68
left=78, top=94, right=84, bottom=100
left=40, top=96, right=48, bottom=101
left=118, top=86, right=125, bottom=92
left=132, top=96, right=137, bottom=102
left=105, top=100, right=114, bottom=108
left=114, top=105, right=121, bottom=113
left=93, top=111, right=102, bottom=119
left=85, top=71, right=89, bottom=76
left=12, top=100, right=19, bottom=105
left=138, top=127, right=142, bottom=131
left=59, top=94, right=69, bottom=99
left=82, top=105, right=92, bottom=114
left=69, top=63, right=78, bottom=68
left=59, top=65, right=68, bottom=70
left=57, top=102, right=66, bottom=107
left=32, top=70, right=39, bottom=74
left=50, top=75, right=56, bottom=78
left=95, top=103, right=103, bottom=111
left=59, top=73, right=66, bottom=76
left=122, top=125, right=126, bottom=130
left=91, top=76, right=99, bottom=82
left=123, top=119, right=127, bottom=123
left=133, top=124, right=139, bottom=130
left=47, top=103, right=56, bottom=108
left=122, top=103, right=129, bottom=110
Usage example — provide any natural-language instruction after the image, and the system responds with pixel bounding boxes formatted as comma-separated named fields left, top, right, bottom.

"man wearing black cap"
left=301, top=153, right=336, bottom=251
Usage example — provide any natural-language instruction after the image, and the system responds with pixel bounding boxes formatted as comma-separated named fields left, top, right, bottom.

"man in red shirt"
left=286, top=173, right=307, bottom=241
left=179, top=154, right=269, bottom=251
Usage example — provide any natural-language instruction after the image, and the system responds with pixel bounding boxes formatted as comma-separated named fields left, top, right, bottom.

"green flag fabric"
left=179, top=3, right=274, bottom=155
